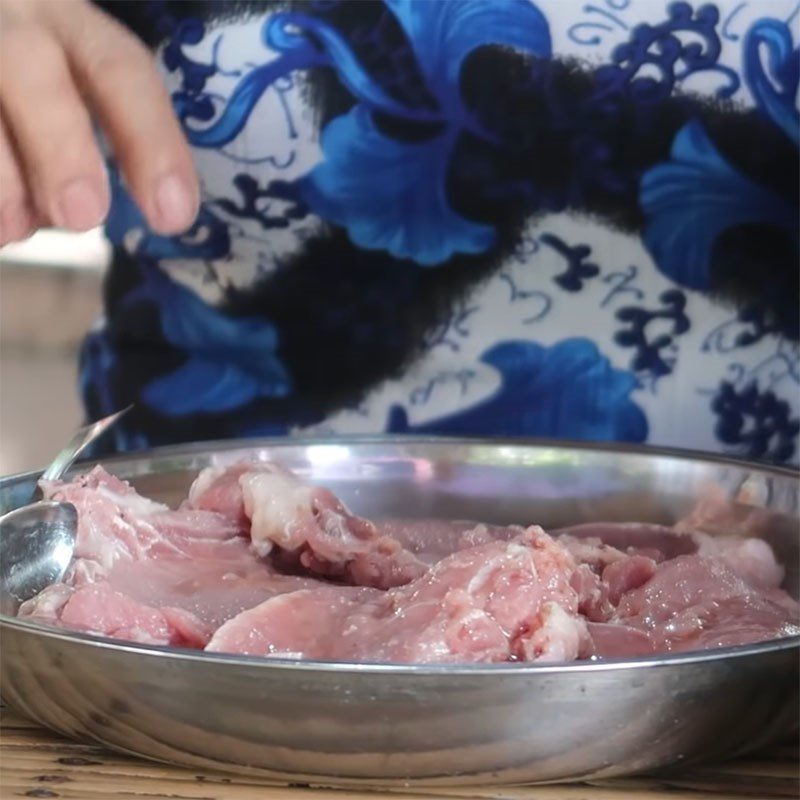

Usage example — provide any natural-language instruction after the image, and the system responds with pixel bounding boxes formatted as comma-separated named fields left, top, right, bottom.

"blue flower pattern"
left=135, top=268, right=291, bottom=416
left=81, top=260, right=291, bottom=419
left=297, top=0, right=552, bottom=265
left=743, top=17, right=800, bottom=145
left=388, top=338, right=648, bottom=443
left=640, top=120, right=798, bottom=291
left=85, top=0, right=799, bottom=465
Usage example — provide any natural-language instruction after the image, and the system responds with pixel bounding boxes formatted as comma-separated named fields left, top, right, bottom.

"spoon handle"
left=40, top=407, right=132, bottom=484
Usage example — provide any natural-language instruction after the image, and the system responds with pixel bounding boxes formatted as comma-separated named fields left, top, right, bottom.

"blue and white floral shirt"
left=86, top=0, right=800, bottom=465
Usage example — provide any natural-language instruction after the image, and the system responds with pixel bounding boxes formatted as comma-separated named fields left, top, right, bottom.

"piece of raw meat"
left=568, top=552, right=657, bottom=625
left=23, top=581, right=212, bottom=648
left=613, top=555, right=800, bottom=652
left=17, top=583, right=75, bottom=624
left=557, top=521, right=784, bottom=595
left=186, top=462, right=252, bottom=527
left=556, top=521, right=797, bottom=657
left=42, top=466, right=246, bottom=574
left=693, top=533, right=785, bottom=591
left=189, top=468, right=515, bottom=567
left=29, top=466, right=318, bottom=633
left=41, top=466, right=169, bottom=570
left=188, top=462, right=427, bottom=589
left=19, top=537, right=324, bottom=636
left=207, top=527, right=590, bottom=664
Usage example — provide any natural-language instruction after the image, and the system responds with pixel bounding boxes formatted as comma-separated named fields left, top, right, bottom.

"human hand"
left=0, top=0, right=199, bottom=245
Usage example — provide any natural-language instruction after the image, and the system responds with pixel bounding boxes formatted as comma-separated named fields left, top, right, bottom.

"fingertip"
left=51, top=175, right=109, bottom=232
left=0, top=199, right=35, bottom=245
left=148, top=171, right=200, bottom=235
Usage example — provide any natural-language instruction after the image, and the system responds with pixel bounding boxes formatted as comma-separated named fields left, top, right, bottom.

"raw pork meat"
left=554, top=522, right=796, bottom=657
left=27, top=466, right=315, bottom=639
left=613, top=555, right=797, bottom=653
left=188, top=463, right=426, bottom=589
left=207, top=528, right=588, bottom=663
left=42, top=466, right=247, bottom=572
left=16, top=461, right=800, bottom=665
left=61, top=583, right=211, bottom=648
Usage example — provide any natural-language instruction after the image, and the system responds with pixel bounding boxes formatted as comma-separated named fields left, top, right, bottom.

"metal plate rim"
left=2, top=434, right=799, bottom=484
left=1, top=613, right=798, bottom=675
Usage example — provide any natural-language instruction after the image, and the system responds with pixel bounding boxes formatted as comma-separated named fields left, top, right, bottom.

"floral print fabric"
left=85, top=0, right=800, bottom=465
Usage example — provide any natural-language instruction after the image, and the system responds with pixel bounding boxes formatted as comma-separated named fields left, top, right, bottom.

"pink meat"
left=556, top=523, right=698, bottom=564
left=569, top=552, right=659, bottom=622
left=207, top=528, right=589, bottom=664
left=41, top=467, right=166, bottom=570
left=559, top=521, right=784, bottom=596
left=586, top=622, right=655, bottom=658
left=161, top=606, right=216, bottom=648
left=190, top=469, right=518, bottom=568
left=22, top=538, right=321, bottom=638
left=559, top=534, right=629, bottom=572
left=694, top=533, right=784, bottom=590
left=57, top=582, right=211, bottom=648
left=189, top=462, right=427, bottom=589
left=41, top=466, right=247, bottom=574
left=186, top=463, right=252, bottom=527
left=603, top=555, right=659, bottom=606
left=613, top=555, right=800, bottom=652
left=18, top=583, right=75, bottom=623
left=32, top=466, right=313, bottom=638
left=376, top=519, right=522, bottom=564
left=103, top=555, right=322, bottom=630
left=570, top=564, right=612, bottom=622
left=149, top=509, right=244, bottom=542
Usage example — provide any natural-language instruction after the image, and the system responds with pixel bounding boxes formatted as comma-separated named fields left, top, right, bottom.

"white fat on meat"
left=18, top=583, right=75, bottom=623
left=240, top=470, right=316, bottom=556
left=187, top=464, right=227, bottom=506
left=519, top=602, right=589, bottom=662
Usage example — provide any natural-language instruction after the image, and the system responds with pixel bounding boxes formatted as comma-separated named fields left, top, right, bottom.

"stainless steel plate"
left=1, top=437, right=797, bottom=785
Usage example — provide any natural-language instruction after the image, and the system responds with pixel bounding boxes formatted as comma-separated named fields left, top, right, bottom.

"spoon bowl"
left=0, top=407, right=130, bottom=614
left=0, top=501, right=77, bottom=614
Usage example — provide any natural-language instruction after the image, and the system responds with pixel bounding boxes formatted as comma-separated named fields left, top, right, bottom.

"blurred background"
left=0, top=230, right=109, bottom=474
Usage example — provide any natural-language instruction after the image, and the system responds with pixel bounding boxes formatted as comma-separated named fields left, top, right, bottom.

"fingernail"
left=55, top=179, right=106, bottom=231
left=154, top=173, right=198, bottom=233
left=0, top=201, right=33, bottom=244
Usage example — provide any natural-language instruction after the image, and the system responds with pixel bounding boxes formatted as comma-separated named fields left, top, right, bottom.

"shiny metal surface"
left=0, top=501, right=77, bottom=614
left=0, top=438, right=798, bottom=786
left=39, top=406, right=130, bottom=483
left=0, top=408, right=129, bottom=613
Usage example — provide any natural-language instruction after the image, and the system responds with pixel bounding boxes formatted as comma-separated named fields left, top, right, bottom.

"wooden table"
left=1, top=703, right=797, bottom=800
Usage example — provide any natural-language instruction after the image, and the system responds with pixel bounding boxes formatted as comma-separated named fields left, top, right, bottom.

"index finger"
left=51, top=2, right=200, bottom=235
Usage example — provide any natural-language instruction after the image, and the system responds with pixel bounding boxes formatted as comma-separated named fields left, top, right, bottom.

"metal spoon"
left=0, top=408, right=130, bottom=614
